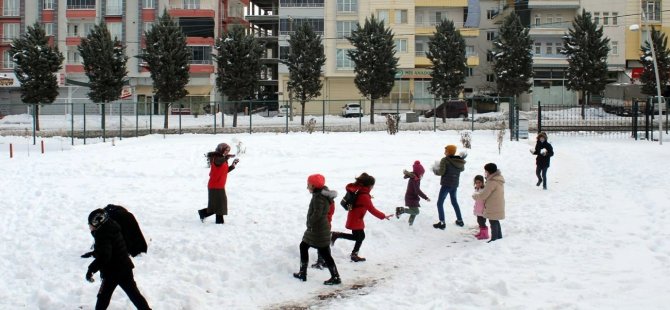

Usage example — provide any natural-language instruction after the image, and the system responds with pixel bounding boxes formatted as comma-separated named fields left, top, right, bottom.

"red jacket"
left=208, top=157, right=235, bottom=189
left=344, top=183, right=386, bottom=230
left=327, top=201, right=335, bottom=226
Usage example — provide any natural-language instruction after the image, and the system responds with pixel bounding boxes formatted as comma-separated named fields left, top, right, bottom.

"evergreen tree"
left=562, top=9, right=610, bottom=118
left=283, top=23, right=326, bottom=125
left=427, top=19, right=467, bottom=123
left=78, top=22, right=128, bottom=136
left=137, top=9, right=190, bottom=129
left=347, top=15, right=399, bottom=124
left=492, top=12, right=533, bottom=101
left=214, top=25, right=264, bottom=128
left=640, top=27, right=670, bottom=97
left=9, top=23, right=64, bottom=131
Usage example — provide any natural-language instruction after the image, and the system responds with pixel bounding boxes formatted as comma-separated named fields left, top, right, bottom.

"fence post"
left=71, top=102, right=74, bottom=146
left=645, top=99, right=650, bottom=140
left=213, top=102, right=217, bottom=135
left=179, top=107, right=182, bottom=135
left=433, top=97, right=437, bottom=132
left=9, top=143, right=12, bottom=158
left=249, top=100, right=252, bottom=134
left=358, top=99, right=362, bottom=133
left=537, top=101, right=542, bottom=134
left=322, top=99, right=325, bottom=133
left=83, top=103, right=87, bottom=145
left=32, top=104, right=36, bottom=145
left=471, top=100, right=475, bottom=132
left=632, top=100, right=638, bottom=140
left=285, top=100, right=289, bottom=134
left=102, top=103, right=106, bottom=143
left=119, top=102, right=123, bottom=140
left=149, top=107, right=152, bottom=134
left=135, top=102, right=139, bottom=138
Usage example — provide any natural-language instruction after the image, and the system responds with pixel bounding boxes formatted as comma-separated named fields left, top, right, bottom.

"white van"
left=341, top=103, right=363, bottom=118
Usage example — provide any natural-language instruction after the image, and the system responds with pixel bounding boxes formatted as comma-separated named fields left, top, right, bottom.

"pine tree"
left=137, top=9, right=190, bottom=129
left=9, top=23, right=64, bottom=131
left=78, top=22, right=128, bottom=136
left=492, top=12, right=533, bottom=101
left=427, top=19, right=467, bottom=123
left=283, top=23, right=326, bottom=125
left=214, top=25, right=264, bottom=128
left=347, top=15, right=399, bottom=124
left=640, top=27, right=670, bottom=97
left=562, top=9, right=610, bottom=118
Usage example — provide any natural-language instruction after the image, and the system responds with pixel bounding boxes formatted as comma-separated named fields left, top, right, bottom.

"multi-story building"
left=625, top=0, right=667, bottom=85
left=247, top=0, right=279, bottom=103
left=0, top=0, right=249, bottom=115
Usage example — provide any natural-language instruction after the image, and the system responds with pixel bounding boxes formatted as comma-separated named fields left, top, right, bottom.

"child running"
left=396, top=161, right=431, bottom=226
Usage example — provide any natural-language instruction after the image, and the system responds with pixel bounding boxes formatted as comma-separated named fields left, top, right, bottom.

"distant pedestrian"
left=395, top=160, right=430, bottom=226
left=472, top=175, right=488, bottom=240
left=432, top=144, right=466, bottom=229
left=472, top=163, right=505, bottom=243
left=198, top=143, right=239, bottom=224
left=531, top=132, right=553, bottom=190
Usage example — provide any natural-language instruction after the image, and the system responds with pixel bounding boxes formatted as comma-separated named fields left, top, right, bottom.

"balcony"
left=528, top=0, right=580, bottom=9
left=529, top=25, right=569, bottom=37
left=459, top=28, right=480, bottom=37
left=415, top=0, right=467, bottom=8
left=168, top=2, right=215, bottom=18
left=414, top=51, right=479, bottom=67
left=466, top=53, right=479, bottom=66
left=105, top=5, right=123, bottom=16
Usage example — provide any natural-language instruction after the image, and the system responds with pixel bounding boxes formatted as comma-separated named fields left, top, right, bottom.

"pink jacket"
left=473, top=187, right=485, bottom=216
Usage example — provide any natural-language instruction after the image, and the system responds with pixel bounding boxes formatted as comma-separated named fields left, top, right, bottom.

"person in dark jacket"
left=331, top=173, right=393, bottom=262
left=531, top=132, right=554, bottom=190
left=432, top=145, right=466, bottom=229
left=293, top=174, right=341, bottom=285
left=198, top=143, right=239, bottom=224
left=396, top=161, right=431, bottom=225
left=311, top=194, right=335, bottom=270
left=85, top=209, right=151, bottom=310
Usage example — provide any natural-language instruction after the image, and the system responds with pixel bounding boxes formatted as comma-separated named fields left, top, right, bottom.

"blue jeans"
left=436, top=186, right=462, bottom=222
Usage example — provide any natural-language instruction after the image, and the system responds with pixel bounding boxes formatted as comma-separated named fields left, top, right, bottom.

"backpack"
left=339, top=189, right=359, bottom=211
left=104, top=204, right=148, bottom=257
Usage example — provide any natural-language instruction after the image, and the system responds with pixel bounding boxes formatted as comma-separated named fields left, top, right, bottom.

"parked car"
left=423, top=100, right=469, bottom=118
left=341, top=103, right=363, bottom=117
left=277, top=104, right=294, bottom=117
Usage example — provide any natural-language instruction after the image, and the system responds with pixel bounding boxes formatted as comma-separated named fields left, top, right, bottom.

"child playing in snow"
left=472, top=163, right=505, bottom=243
left=198, top=143, right=239, bottom=224
left=395, top=161, right=430, bottom=226
left=472, top=175, right=489, bottom=240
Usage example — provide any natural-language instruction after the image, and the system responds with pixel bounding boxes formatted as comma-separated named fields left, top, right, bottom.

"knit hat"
left=88, top=209, right=109, bottom=229
left=445, top=145, right=457, bottom=156
left=307, top=174, right=326, bottom=189
left=216, top=143, right=230, bottom=154
left=412, top=160, right=425, bottom=178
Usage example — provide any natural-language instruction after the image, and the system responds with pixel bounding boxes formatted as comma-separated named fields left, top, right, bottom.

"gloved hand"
left=81, top=251, right=94, bottom=258
left=529, top=149, right=535, bottom=154
left=232, top=158, right=240, bottom=165
left=85, top=270, right=95, bottom=283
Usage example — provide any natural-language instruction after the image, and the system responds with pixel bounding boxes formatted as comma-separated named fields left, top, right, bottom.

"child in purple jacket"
left=396, top=161, right=431, bottom=225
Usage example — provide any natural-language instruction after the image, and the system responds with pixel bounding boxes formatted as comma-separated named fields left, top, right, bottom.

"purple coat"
left=404, top=177, right=429, bottom=207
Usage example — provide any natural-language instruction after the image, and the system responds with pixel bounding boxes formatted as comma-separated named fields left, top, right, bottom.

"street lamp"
left=630, top=12, right=664, bottom=145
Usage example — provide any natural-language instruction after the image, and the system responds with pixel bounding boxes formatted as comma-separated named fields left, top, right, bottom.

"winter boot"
left=293, top=263, right=307, bottom=281
left=311, top=257, right=326, bottom=270
left=476, top=227, right=489, bottom=240
left=432, top=221, right=446, bottom=230
left=350, top=252, right=366, bottom=262
left=198, top=209, right=208, bottom=223
left=395, top=207, right=405, bottom=219
left=330, top=232, right=340, bottom=246
left=455, top=220, right=464, bottom=227
left=323, top=265, right=341, bottom=285
left=536, top=179, right=542, bottom=186
left=215, top=215, right=224, bottom=224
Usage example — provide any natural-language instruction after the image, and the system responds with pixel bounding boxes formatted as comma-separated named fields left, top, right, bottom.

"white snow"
left=0, top=131, right=669, bottom=309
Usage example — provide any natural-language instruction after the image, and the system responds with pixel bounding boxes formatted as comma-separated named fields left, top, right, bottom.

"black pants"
left=477, top=216, right=487, bottom=228
left=489, top=220, right=503, bottom=241
left=536, top=166, right=548, bottom=188
left=338, top=229, right=365, bottom=253
left=96, top=270, right=151, bottom=310
left=299, top=241, right=336, bottom=268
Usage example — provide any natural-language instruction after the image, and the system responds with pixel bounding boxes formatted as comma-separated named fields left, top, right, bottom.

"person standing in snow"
left=198, top=143, right=239, bottom=224
left=395, top=160, right=431, bottom=226
left=531, top=132, right=553, bottom=190
left=472, top=163, right=505, bottom=243
left=85, top=209, right=151, bottom=310
left=472, top=175, right=488, bottom=240
left=311, top=190, right=335, bottom=270
left=331, top=173, right=394, bottom=262
left=293, top=174, right=341, bottom=285
left=432, top=144, right=466, bottom=229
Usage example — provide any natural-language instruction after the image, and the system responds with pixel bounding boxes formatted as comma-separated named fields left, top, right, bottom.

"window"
left=336, top=48, right=354, bottom=69
left=67, top=0, right=96, bottom=10
left=594, top=12, right=600, bottom=24
left=3, top=23, right=19, bottom=42
left=465, top=67, right=474, bottom=77
left=643, top=1, right=661, bottom=21
left=612, top=12, right=618, bottom=25
left=106, top=0, right=122, bottom=15
left=486, top=9, right=497, bottom=19
left=466, top=45, right=475, bottom=56
left=189, top=46, right=212, bottom=64
left=535, top=15, right=541, bottom=26
left=337, top=0, right=356, bottom=12
left=3, top=51, right=15, bottom=69
left=486, top=50, right=493, bottom=62
left=534, top=42, right=542, bottom=55
left=279, top=0, right=324, bottom=7
left=556, top=16, right=563, bottom=25
left=44, top=23, right=55, bottom=36
left=486, top=74, right=495, bottom=82
left=336, top=21, right=356, bottom=39
left=183, top=0, right=200, bottom=9
left=434, top=11, right=447, bottom=24
left=67, top=47, right=81, bottom=64
left=546, top=42, right=553, bottom=55
left=3, top=0, right=19, bottom=16
left=143, top=22, right=154, bottom=33
left=395, top=10, right=407, bottom=24
left=486, top=31, right=496, bottom=41
left=68, top=22, right=94, bottom=37
left=279, top=46, right=290, bottom=60
left=107, top=22, right=122, bottom=40
left=280, top=18, right=324, bottom=35
left=611, top=41, right=619, bottom=55
left=547, top=15, right=553, bottom=26
left=377, top=10, right=389, bottom=24
left=143, top=0, right=156, bottom=9
left=394, top=39, right=407, bottom=53
left=44, top=0, right=55, bottom=10
left=603, top=12, right=609, bottom=25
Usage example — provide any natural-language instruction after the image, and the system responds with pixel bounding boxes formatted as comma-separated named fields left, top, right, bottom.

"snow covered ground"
left=0, top=131, right=668, bottom=309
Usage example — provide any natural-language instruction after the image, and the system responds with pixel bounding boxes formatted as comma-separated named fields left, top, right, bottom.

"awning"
left=134, top=85, right=213, bottom=96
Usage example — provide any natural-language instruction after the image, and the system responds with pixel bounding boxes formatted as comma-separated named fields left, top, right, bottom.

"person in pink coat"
left=472, top=175, right=488, bottom=240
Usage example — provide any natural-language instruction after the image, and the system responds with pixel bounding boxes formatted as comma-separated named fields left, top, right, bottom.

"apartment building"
left=624, top=0, right=667, bottom=84
left=247, top=0, right=279, bottom=102
left=0, top=0, right=248, bottom=115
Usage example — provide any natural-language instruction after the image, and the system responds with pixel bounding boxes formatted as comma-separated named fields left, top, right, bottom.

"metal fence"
left=0, top=98, right=517, bottom=145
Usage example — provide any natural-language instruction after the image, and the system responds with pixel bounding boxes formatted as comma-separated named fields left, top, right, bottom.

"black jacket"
left=87, top=219, right=134, bottom=278
left=533, top=141, right=554, bottom=168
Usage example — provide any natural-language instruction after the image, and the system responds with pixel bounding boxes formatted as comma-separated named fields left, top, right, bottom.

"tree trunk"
left=163, top=102, right=169, bottom=129
left=300, top=100, right=306, bottom=126
left=442, top=97, right=449, bottom=124
left=232, top=102, right=239, bottom=127
left=34, top=104, right=40, bottom=131
left=102, top=102, right=107, bottom=141
left=370, top=99, right=375, bottom=124
left=581, top=91, right=587, bottom=120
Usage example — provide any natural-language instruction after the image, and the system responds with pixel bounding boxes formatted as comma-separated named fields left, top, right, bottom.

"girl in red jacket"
left=331, top=173, right=393, bottom=262
left=198, top=143, right=239, bottom=224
